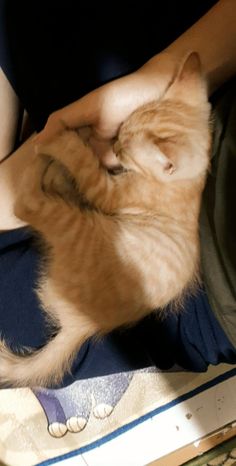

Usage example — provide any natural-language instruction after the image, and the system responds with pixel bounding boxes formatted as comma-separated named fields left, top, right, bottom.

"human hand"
left=35, top=52, right=178, bottom=167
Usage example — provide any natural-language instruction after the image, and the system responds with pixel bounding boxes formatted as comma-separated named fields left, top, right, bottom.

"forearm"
left=0, top=136, right=35, bottom=230
left=142, top=0, right=236, bottom=95
left=165, top=0, right=236, bottom=94
left=0, top=68, right=20, bottom=161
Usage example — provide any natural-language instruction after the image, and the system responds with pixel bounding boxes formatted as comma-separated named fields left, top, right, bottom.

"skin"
left=0, top=135, right=33, bottom=230
left=36, top=0, right=236, bottom=155
left=1, top=0, right=236, bottom=230
left=0, top=68, right=20, bottom=162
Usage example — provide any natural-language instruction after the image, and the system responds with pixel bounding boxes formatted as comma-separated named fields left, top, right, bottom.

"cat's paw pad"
left=93, top=403, right=114, bottom=419
left=66, top=416, right=87, bottom=433
left=48, top=422, right=67, bottom=438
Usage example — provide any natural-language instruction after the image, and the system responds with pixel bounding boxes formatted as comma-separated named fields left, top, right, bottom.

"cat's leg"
left=59, top=380, right=92, bottom=433
left=32, top=388, right=68, bottom=438
left=92, top=372, right=134, bottom=419
left=55, top=375, right=134, bottom=431
left=14, top=153, right=52, bottom=223
left=33, top=384, right=92, bottom=436
left=35, top=376, right=130, bottom=436
left=37, top=131, right=119, bottom=212
left=14, top=152, right=79, bottom=233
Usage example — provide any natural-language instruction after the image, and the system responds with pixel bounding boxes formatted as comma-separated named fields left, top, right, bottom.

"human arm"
left=163, top=0, right=236, bottom=95
left=0, top=68, right=20, bottom=161
left=0, top=136, right=34, bottom=230
left=36, top=0, right=236, bottom=160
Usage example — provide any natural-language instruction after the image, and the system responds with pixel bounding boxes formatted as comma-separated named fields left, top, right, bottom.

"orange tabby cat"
left=0, top=52, right=211, bottom=387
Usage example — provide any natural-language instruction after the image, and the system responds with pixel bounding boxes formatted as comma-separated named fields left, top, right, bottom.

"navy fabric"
left=0, top=228, right=47, bottom=349
left=0, top=0, right=235, bottom=387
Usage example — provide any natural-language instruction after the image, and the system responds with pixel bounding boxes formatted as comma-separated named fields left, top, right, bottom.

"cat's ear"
left=150, top=136, right=176, bottom=175
left=164, top=52, right=208, bottom=105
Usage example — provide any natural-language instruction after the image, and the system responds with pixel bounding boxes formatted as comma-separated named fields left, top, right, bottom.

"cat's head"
left=114, top=52, right=211, bottom=182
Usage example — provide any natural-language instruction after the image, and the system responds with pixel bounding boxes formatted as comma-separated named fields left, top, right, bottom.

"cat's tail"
left=0, top=321, right=95, bottom=388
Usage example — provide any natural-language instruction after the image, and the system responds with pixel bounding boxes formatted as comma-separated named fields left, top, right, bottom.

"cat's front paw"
left=36, top=130, right=84, bottom=167
left=93, top=403, right=114, bottom=419
left=66, top=416, right=87, bottom=433
left=48, top=422, right=67, bottom=438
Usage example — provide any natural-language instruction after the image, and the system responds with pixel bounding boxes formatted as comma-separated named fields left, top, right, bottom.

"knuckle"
left=48, top=111, right=59, bottom=124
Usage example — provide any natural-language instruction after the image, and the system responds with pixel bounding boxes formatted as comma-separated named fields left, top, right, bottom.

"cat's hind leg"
left=14, top=153, right=52, bottom=223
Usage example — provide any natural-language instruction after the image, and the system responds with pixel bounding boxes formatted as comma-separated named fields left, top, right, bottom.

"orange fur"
left=0, top=52, right=211, bottom=387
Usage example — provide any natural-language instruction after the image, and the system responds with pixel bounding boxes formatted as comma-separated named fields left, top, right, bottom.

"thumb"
left=33, top=115, right=67, bottom=144
left=34, top=90, right=100, bottom=144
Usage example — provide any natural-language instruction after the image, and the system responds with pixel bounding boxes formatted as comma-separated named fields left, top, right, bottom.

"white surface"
left=39, top=374, right=236, bottom=466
